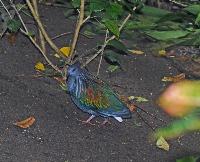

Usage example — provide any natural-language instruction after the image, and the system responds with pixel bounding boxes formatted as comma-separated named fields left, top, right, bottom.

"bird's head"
left=67, top=62, right=82, bottom=77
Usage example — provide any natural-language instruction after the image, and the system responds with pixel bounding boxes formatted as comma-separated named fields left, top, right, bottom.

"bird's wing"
left=79, top=77, right=131, bottom=118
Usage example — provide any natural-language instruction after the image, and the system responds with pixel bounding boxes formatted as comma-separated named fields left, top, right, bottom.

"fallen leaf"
left=54, top=53, right=61, bottom=58
left=14, top=116, right=35, bottom=128
left=128, top=96, right=148, bottom=102
left=7, top=33, right=17, bottom=45
left=156, top=136, right=169, bottom=151
left=60, top=47, right=71, bottom=57
left=129, top=49, right=144, bottom=55
left=158, top=50, right=166, bottom=57
left=162, top=73, right=185, bottom=82
left=106, top=65, right=119, bottom=73
left=127, top=103, right=137, bottom=112
left=35, top=62, right=45, bottom=71
left=119, top=95, right=137, bottom=112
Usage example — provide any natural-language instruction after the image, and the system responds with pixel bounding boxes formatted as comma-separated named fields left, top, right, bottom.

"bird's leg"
left=78, top=115, right=96, bottom=125
left=101, top=118, right=111, bottom=125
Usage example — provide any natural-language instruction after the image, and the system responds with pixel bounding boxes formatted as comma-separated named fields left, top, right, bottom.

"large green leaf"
left=89, top=0, right=107, bottom=12
left=105, top=2, right=123, bottom=19
left=107, top=39, right=128, bottom=53
left=184, top=4, right=200, bottom=15
left=141, top=6, right=171, bottom=17
left=145, top=30, right=190, bottom=41
left=104, top=20, right=119, bottom=37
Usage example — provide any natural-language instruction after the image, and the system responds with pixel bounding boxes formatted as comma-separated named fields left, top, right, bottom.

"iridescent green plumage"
left=67, top=63, right=131, bottom=123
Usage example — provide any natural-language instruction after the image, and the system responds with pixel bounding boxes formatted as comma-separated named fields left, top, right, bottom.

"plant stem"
left=68, top=0, right=85, bottom=63
left=96, top=30, right=109, bottom=76
left=31, top=0, right=46, bottom=54
left=0, top=0, right=12, bottom=18
left=11, top=2, right=61, bottom=73
left=25, top=0, right=63, bottom=56
left=82, top=7, right=137, bottom=67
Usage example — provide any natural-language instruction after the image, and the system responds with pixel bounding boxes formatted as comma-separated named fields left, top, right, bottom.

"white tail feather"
left=114, top=117, right=123, bottom=122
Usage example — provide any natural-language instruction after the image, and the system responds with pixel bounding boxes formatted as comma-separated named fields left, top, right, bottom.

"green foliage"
left=145, top=30, right=190, bottom=41
left=155, top=81, right=200, bottom=139
left=104, top=20, right=119, bottom=37
left=107, top=39, right=128, bottom=53
left=184, top=4, right=200, bottom=15
left=176, top=156, right=200, bottom=162
left=7, top=19, right=21, bottom=33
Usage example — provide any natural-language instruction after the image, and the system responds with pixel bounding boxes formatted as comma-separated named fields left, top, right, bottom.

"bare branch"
left=82, top=7, right=137, bottom=67
left=68, top=0, right=85, bottom=63
left=11, top=2, right=62, bottom=73
left=25, top=0, right=63, bottom=56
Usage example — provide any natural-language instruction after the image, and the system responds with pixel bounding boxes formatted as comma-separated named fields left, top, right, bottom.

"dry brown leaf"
left=156, top=136, right=169, bottom=151
left=7, top=33, right=17, bottom=45
left=119, top=95, right=137, bottom=112
left=162, top=73, right=185, bottom=82
left=14, top=116, right=35, bottom=128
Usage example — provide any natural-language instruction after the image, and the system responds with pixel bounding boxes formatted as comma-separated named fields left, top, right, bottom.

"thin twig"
left=25, top=0, right=63, bottom=56
left=31, top=0, right=46, bottom=54
left=96, top=30, right=109, bottom=76
left=51, top=31, right=93, bottom=40
left=168, top=0, right=187, bottom=7
left=10, top=2, right=61, bottom=73
left=68, top=0, right=85, bottom=62
left=134, top=105, right=166, bottom=124
left=0, top=0, right=12, bottom=18
left=136, top=110, right=155, bottom=131
left=82, top=7, right=137, bottom=67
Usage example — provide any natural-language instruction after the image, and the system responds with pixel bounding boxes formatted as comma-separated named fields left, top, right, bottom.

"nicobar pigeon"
left=67, top=63, right=131, bottom=124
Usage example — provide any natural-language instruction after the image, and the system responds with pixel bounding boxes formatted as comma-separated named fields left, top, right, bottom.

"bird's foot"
left=101, top=119, right=111, bottom=126
left=77, top=115, right=96, bottom=126
left=81, top=120, right=95, bottom=125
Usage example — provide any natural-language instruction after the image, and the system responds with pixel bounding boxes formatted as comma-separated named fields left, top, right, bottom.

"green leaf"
left=154, top=113, right=200, bottom=139
left=7, top=19, right=21, bottom=33
left=184, top=5, right=200, bottom=15
left=105, top=2, right=123, bottom=19
left=125, top=16, right=157, bottom=30
left=107, top=39, right=128, bottom=53
left=141, top=6, right=171, bottom=17
left=104, top=51, right=120, bottom=65
left=71, top=0, right=80, bottom=8
left=104, top=20, right=119, bottom=37
left=176, top=156, right=199, bottom=162
left=195, top=13, right=200, bottom=26
left=145, top=30, right=190, bottom=41
left=89, top=0, right=107, bottom=13
left=106, top=65, right=119, bottom=73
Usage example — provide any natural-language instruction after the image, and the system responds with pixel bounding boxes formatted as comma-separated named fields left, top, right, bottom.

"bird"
left=66, top=62, right=131, bottom=124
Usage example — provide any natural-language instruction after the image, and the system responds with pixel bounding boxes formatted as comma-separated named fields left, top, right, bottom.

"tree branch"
left=68, top=0, right=85, bottom=63
left=11, top=2, right=62, bottom=73
left=82, top=7, right=137, bottom=67
left=25, top=0, right=63, bottom=56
